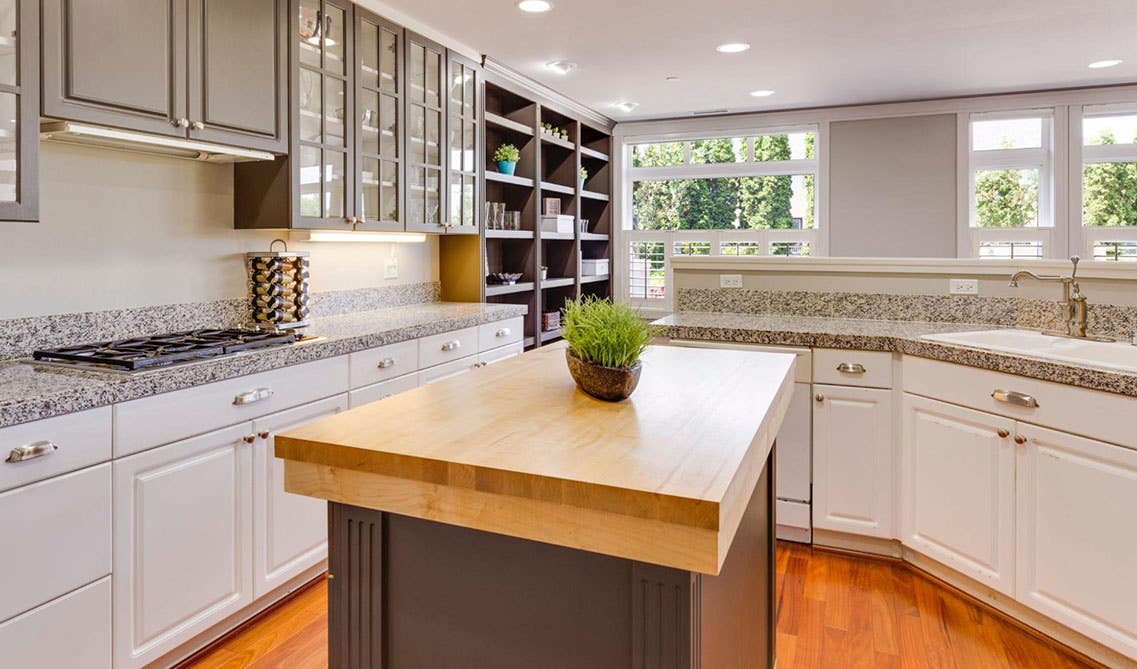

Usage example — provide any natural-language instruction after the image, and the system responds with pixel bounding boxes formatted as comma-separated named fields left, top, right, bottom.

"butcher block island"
left=276, top=342, right=796, bottom=668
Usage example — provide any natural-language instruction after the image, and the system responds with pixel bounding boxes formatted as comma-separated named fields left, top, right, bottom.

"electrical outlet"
left=720, top=274, right=743, bottom=288
left=949, top=278, right=979, bottom=295
left=384, top=256, right=399, bottom=280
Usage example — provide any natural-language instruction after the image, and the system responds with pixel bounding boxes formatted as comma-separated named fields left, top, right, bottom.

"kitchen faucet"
left=1009, top=256, right=1097, bottom=339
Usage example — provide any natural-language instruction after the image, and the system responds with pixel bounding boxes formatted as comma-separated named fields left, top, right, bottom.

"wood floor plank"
left=822, top=551, right=853, bottom=631
left=868, top=559, right=901, bottom=656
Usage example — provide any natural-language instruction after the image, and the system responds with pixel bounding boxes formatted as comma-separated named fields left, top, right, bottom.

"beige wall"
left=2, top=143, right=438, bottom=319
left=829, top=114, right=958, bottom=258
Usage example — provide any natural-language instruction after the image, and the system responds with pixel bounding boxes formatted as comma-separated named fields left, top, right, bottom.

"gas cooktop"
left=31, top=328, right=303, bottom=372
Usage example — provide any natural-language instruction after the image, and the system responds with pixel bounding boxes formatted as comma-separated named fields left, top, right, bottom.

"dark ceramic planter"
left=565, top=349, right=642, bottom=402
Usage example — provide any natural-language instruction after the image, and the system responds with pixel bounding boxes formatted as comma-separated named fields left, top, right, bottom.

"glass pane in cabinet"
left=298, top=0, right=320, bottom=68
left=324, top=150, right=345, bottom=218
left=298, top=68, right=321, bottom=142
left=424, top=168, right=440, bottom=225
left=450, top=64, right=465, bottom=108
left=409, top=105, right=425, bottom=164
left=448, top=118, right=462, bottom=172
left=449, top=177, right=461, bottom=225
left=0, top=2, right=16, bottom=87
left=360, top=21, right=378, bottom=90
left=380, top=29, right=398, bottom=94
left=361, top=157, right=379, bottom=221
left=463, top=70, right=474, bottom=117
left=381, top=160, right=399, bottom=221
left=0, top=93, right=15, bottom=202
left=325, top=76, right=346, bottom=146
left=409, top=44, right=425, bottom=104
left=426, top=49, right=441, bottom=108
left=463, top=121, right=476, bottom=172
left=298, top=146, right=321, bottom=217
left=380, top=93, right=398, bottom=157
left=324, top=4, right=345, bottom=75
left=407, top=167, right=423, bottom=224
left=425, top=109, right=440, bottom=166
left=464, top=176, right=476, bottom=226
left=361, top=89, right=379, bottom=155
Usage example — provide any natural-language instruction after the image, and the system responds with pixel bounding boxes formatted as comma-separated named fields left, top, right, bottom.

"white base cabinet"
left=812, top=384, right=893, bottom=538
left=1016, top=423, right=1137, bottom=658
left=901, top=394, right=1016, bottom=596
left=0, top=578, right=112, bottom=669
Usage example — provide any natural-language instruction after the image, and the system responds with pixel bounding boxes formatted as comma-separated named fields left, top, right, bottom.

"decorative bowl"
left=565, top=349, right=642, bottom=402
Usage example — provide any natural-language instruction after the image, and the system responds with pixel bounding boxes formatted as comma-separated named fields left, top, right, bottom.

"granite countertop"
left=655, top=312, right=1137, bottom=399
left=0, top=302, right=528, bottom=428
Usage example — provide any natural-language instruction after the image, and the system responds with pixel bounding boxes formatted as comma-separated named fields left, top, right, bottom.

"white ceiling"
left=366, top=0, right=1137, bottom=121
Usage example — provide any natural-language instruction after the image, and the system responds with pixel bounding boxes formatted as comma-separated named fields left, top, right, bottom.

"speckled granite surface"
left=0, top=301, right=526, bottom=428
left=655, top=311, right=1137, bottom=399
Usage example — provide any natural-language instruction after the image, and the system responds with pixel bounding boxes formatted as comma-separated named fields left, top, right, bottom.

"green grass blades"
left=561, top=296, right=658, bottom=369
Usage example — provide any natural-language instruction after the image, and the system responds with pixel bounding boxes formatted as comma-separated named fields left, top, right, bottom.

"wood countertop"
left=276, top=342, right=795, bottom=574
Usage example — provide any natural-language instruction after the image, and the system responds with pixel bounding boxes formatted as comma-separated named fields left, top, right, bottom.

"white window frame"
left=620, top=124, right=825, bottom=312
left=960, top=109, right=1058, bottom=258
left=1073, top=103, right=1137, bottom=261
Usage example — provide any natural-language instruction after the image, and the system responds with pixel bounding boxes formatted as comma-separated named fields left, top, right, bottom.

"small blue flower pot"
left=497, top=161, right=517, bottom=176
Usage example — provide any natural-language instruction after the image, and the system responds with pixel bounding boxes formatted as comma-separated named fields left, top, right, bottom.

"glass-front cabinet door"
left=353, top=8, right=402, bottom=232
left=446, top=54, right=479, bottom=234
left=295, top=0, right=353, bottom=229
left=0, top=0, right=37, bottom=221
left=404, top=30, right=446, bottom=233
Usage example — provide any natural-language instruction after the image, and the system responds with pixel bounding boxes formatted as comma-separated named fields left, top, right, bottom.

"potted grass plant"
left=561, top=296, right=657, bottom=401
left=579, top=166, right=588, bottom=190
left=494, top=144, right=520, bottom=176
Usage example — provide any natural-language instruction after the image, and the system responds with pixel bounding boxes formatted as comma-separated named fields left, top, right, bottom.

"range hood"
left=40, top=120, right=276, bottom=163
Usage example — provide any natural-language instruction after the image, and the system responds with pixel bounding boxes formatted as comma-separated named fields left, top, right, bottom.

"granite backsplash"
left=0, top=281, right=441, bottom=361
left=675, top=288, right=1137, bottom=340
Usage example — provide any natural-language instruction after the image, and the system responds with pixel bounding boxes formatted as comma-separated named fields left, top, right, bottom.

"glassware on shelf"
left=504, top=211, right=520, bottom=231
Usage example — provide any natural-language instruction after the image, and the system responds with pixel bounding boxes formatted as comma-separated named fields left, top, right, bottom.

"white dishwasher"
left=668, top=339, right=813, bottom=543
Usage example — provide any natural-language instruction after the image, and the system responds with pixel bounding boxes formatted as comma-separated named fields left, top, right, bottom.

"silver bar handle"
left=495, top=328, right=512, bottom=338
left=992, top=389, right=1039, bottom=409
left=836, top=362, right=866, bottom=374
left=6, top=440, right=58, bottom=463
left=377, top=358, right=396, bottom=369
left=440, top=340, right=461, bottom=352
left=233, top=387, right=274, bottom=406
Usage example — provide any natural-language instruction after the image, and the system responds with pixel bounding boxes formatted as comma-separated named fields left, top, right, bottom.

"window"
left=1080, top=107, right=1137, bottom=260
left=965, top=112, right=1053, bottom=258
left=624, top=128, right=821, bottom=307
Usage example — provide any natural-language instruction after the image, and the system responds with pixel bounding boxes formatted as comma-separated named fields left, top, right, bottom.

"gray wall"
left=829, top=114, right=958, bottom=258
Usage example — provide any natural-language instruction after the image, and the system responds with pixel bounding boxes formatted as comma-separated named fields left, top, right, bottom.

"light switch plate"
left=949, top=278, right=979, bottom=295
left=384, top=256, right=399, bottom=280
left=720, top=274, right=743, bottom=288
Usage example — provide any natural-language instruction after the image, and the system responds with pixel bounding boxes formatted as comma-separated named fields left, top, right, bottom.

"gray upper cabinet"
left=41, top=0, right=286, bottom=151
left=0, top=0, right=38, bottom=221
left=352, top=7, right=403, bottom=232
left=403, top=30, right=447, bottom=233
left=446, top=53, right=479, bottom=235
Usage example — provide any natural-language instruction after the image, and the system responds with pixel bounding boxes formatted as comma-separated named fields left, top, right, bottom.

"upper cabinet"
left=403, top=30, right=446, bottom=233
left=352, top=7, right=402, bottom=232
left=0, top=0, right=38, bottom=221
left=446, top=53, right=479, bottom=234
left=41, top=0, right=287, bottom=152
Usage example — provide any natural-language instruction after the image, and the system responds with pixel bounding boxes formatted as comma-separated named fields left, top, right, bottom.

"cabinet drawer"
left=903, top=356, right=1137, bottom=450
left=479, top=342, right=523, bottom=366
left=478, top=318, right=524, bottom=352
left=420, top=355, right=478, bottom=385
left=0, top=406, right=111, bottom=493
left=418, top=327, right=478, bottom=369
left=0, top=464, right=111, bottom=621
left=0, top=577, right=111, bottom=669
left=813, top=349, right=893, bottom=388
left=114, top=356, right=349, bottom=457
left=349, top=373, right=421, bottom=408
left=349, top=340, right=419, bottom=389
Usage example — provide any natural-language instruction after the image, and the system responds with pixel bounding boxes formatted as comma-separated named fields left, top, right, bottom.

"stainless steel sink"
left=921, top=329, right=1137, bottom=374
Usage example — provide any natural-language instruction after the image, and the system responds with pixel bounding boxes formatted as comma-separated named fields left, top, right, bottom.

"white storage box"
left=581, top=258, right=609, bottom=276
left=541, top=215, right=574, bottom=233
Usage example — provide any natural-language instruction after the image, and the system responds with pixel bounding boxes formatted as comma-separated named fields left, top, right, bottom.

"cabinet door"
left=293, top=0, right=354, bottom=228
left=901, top=394, right=1015, bottom=596
left=812, top=384, right=893, bottom=538
left=353, top=8, right=403, bottom=231
left=0, top=0, right=37, bottom=221
left=1016, top=423, right=1137, bottom=658
left=41, top=0, right=187, bottom=136
left=404, top=30, right=447, bottom=232
left=113, top=423, right=254, bottom=669
left=445, top=53, right=479, bottom=234
left=186, top=0, right=287, bottom=152
left=251, top=394, right=347, bottom=598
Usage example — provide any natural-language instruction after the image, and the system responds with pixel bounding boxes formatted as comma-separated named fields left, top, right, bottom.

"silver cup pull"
left=441, top=340, right=461, bottom=352
left=233, top=387, right=274, bottom=406
left=991, top=389, right=1039, bottom=409
left=5, top=440, right=58, bottom=463
left=377, top=358, right=396, bottom=369
left=836, top=362, right=866, bottom=374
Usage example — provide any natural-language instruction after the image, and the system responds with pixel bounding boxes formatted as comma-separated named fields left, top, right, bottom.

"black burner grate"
left=32, top=328, right=300, bottom=371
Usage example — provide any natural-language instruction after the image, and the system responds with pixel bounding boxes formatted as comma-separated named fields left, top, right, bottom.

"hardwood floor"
left=184, top=542, right=1095, bottom=668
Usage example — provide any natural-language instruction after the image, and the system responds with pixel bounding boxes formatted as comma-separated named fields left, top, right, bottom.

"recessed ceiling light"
left=749, top=89, right=775, bottom=97
left=517, top=0, right=552, bottom=12
left=1088, top=59, right=1122, bottom=69
left=545, top=60, right=577, bottom=75
left=716, top=42, right=750, bottom=54
left=613, top=102, right=639, bottom=113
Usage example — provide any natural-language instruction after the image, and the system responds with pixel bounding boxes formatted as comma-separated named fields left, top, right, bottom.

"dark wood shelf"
left=580, top=274, right=610, bottom=284
left=486, top=171, right=534, bottom=188
left=485, top=111, right=534, bottom=137
left=580, top=190, right=609, bottom=202
left=486, top=229, right=535, bottom=239
left=540, top=328, right=563, bottom=342
left=523, top=336, right=536, bottom=348
left=580, top=146, right=609, bottom=162
left=540, top=181, right=575, bottom=196
left=541, top=277, right=575, bottom=289
left=580, top=232, right=609, bottom=241
left=540, top=133, right=575, bottom=151
left=486, top=281, right=535, bottom=296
